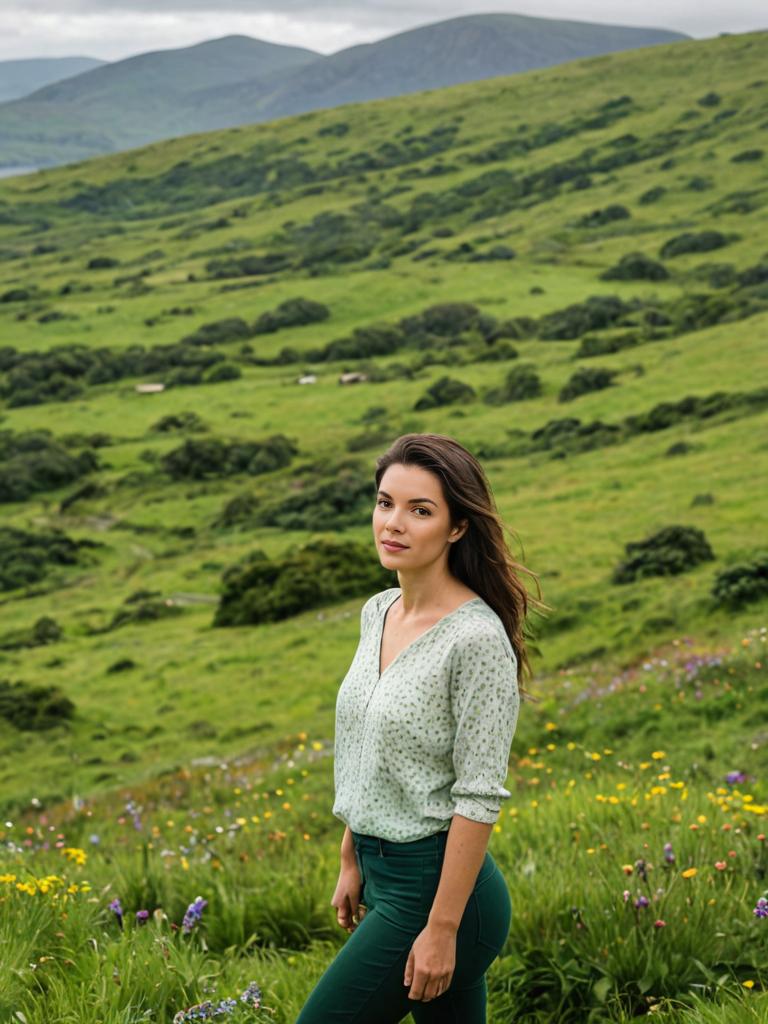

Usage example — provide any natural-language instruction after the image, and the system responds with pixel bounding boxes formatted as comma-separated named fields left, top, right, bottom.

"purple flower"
left=635, top=895, right=650, bottom=909
left=240, top=981, right=262, bottom=1007
left=182, top=895, right=208, bottom=934
left=663, top=843, right=675, bottom=865
left=109, top=897, right=123, bottom=929
left=725, top=771, right=746, bottom=785
left=136, top=909, right=150, bottom=925
left=754, top=897, right=768, bottom=919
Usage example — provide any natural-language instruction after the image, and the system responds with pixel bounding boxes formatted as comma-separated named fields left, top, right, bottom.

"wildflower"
left=714, top=861, right=727, bottom=871
left=623, top=890, right=631, bottom=902
left=651, top=751, right=666, bottom=760
left=681, top=868, right=697, bottom=879
left=753, top=897, right=768, bottom=919
left=725, top=771, right=746, bottom=785
left=622, top=864, right=634, bottom=875
left=109, top=897, right=124, bottom=929
left=654, top=919, right=666, bottom=928
left=635, top=858, right=648, bottom=882
left=743, top=980, right=755, bottom=988
left=136, top=910, right=150, bottom=925
left=182, top=895, right=208, bottom=934
left=663, top=843, right=675, bottom=865
left=240, top=981, right=262, bottom=1007
left=635, top=895, right=650, bottom=909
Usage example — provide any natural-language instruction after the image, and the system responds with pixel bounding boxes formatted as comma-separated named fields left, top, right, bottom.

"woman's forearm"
left=340, top=824, right=356, bottom=865
left=427, top=815, right=493, bottom=932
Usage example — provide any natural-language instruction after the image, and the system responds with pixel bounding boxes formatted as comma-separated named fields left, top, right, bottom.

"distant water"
left=0, top=165, right=41, bottom=179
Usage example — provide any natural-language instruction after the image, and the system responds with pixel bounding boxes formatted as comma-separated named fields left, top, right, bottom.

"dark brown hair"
left=375, top=433, right=548, bottom=700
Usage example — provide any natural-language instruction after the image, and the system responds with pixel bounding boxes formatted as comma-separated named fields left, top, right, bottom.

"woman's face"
left=373, top=462, right=467, bottom=571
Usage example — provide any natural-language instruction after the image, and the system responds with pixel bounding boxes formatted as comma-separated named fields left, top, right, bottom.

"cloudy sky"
left=0, top=1, right=765, bottom=62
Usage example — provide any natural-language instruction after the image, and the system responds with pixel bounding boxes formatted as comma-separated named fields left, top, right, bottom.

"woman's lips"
left=382, top=541, right=408, bottom=551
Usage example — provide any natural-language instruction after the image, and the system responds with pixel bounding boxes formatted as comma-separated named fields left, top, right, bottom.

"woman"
left=296, top=433, right=544, bottom=1023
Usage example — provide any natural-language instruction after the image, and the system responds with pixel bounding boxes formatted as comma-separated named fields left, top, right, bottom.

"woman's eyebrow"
left=377, top=489, right=438, bottom=506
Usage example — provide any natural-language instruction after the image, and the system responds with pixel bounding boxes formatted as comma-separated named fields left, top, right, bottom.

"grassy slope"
left=0, top=31, right=766, bottom=812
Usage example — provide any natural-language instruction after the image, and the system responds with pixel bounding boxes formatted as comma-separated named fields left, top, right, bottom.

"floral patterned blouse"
left=332, top=586, right=520, bottom=842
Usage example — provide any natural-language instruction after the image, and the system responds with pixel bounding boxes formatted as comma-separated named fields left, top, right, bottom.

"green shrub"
left=0, top=678, right=75, bottom=730
left=252, top=297, right=330, bottom=334
left=660, top=231, right=730, bottom=258
left=0, top=430, right=99, bottom=503
left=212, top=492, right=260, bottom=529
left=204, top=362, right=242, bottom=383
left=638, top=185, right=666, bottom=205
left=559, top=366, right=618, bottom=402
left=484, top=364, right=541, bottom=405
left=577, top=204, right=630, bottom=227
left=252, top=459, right=373, bottom=530
left=711, top=552, right=768, bottom=608
left=0, top=525, right=100, bottom=590
left=600, top=252, right=669, bottom=281
left=161, top=434, right=297, bottom=481
left=180, top=318, right=252, bottom=346
left=150, top=411, right=207, bottom=433
left=730, top=148, right=763, bottom=162
left=86, top=256, right=120, bottom=269
left=611, top=525, right=715, bottom=584
left=214, top=539, right=393, bottom=626
left=538, top=295, right=631, bottom=340
left=413, top=375, right=476, bottom=410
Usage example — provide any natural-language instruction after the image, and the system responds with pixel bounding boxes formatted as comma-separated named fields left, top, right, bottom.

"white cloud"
left=0, top=1, right=764, bottom=62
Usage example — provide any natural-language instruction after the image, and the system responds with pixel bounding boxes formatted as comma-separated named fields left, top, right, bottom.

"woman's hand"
left=330, top=859, right=366, bottom=934
left=404, top=922, right=457, bottom=1001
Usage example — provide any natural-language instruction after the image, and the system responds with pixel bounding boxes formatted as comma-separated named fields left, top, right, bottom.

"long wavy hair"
left=374, top=433, right=549, bottom=701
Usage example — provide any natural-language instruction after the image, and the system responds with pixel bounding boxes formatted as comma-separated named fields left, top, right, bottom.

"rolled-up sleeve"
left=449, top=626, right=520, bottom=824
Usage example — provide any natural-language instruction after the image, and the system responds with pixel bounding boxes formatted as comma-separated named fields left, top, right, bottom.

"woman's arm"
left=427, top=814, right=492, bottom=931
left=403, top=814, right=493, bottom=1002
left=340, top=823, right=356, bottom=865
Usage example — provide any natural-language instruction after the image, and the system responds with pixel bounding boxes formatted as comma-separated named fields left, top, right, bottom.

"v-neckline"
left=376, top=589, right=483, bottom=682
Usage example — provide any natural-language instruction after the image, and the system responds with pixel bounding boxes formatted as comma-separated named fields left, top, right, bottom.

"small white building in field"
left=135, top=383, right=165, bottom=394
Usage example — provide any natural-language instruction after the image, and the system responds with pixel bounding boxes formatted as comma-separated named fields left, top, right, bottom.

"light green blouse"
left=332, top=586, right=520, bottom=842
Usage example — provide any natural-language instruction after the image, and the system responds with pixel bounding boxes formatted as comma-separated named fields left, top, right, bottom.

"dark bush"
left=0, top=287, right=34, bottom=302
left=473, top=341, right=518, bottom=363
left=711, top=552, right=768, bottom=608
left=575, top=331, right=639, bottom=358
left=611, top=525, right=715, bottom=584
left=87, top=256, right=120, bottom=269
left=731, top=149, right=763, bottom=163
left=638, top=186, right=666, bottom=205
left=205, top=362, right=242, bottom=383
left=253, top=297, right=330, bottom=334
left=206, top=252, right=292, bottom=278
left=559, top=367, right=618, bottom=402
left=0, top=429, right=99, bottom=503
left=660, top=231, right=730, bottom=259
left=108, top=595, right=185, bottom=631
left=0, top=525, right=100, bottom=590
left=180, top=318, right=251, bottom=346
left=413, top=375, right=476, bottom=411
left=600, top=252, right=669, bottom=281
left=0, top=615, right=63, bottom=651
left=251, top=459, right=373, bottom=531
left=538, top=295, right=632, bottom=340
left=161, top=434, right=297, bottom=481
left=0, top=678, right=75, bottom=730
left=212, top=492, right=260, bottom=529
left=577, top=205, right=631, bottom=228
left=484, top=364, right=541, bottom=405
left=400, top=303, right=482, bottom=339
left=150, top=411, right=207, bottom=433
left=214, top=538, right=394, bottom=626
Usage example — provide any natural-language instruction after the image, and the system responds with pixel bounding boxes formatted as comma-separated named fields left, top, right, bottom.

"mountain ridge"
left=0, top=13, right=689, bottom=170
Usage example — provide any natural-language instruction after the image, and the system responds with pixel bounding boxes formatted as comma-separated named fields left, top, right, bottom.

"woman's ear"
left=449, top=518, right=469, bottom=542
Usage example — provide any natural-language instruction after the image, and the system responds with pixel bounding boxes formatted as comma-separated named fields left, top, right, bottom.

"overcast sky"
left=0, top=1, right=765, bottom=62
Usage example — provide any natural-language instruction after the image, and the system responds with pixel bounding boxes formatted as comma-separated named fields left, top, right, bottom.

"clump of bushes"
left=660, top=231, right=730, bottom=259
left=214, top=538, right=394, bottom=626
left=0, top=526, right=100, bottom=591
left=711, top=552, right=768, bottom=609
left=611, top=525, right=715, bottom=584
left=212, top=492, right=260, bottom=529
left=180, top=318, right=251, bottom=346
left=161, top=434, right=297, bottom=481
left=253, top=297, right=330, bottom=334
left=0, top=678, right=75, bottom=730
left=600, top=252, right=669, bottom=281
left=484, top=364, right=541, bottom=405
left=150, top=411, right=207, bottom=433
left=638, top=186, right=666, bottom=205
left=0, top=429, right=99, bottom=502
left=250, top=459, right=373, bottom=531
left=559, top=366, right=618, bottom=402
left=577, top=204, right=631, bottom=227
left=0, top=616, right=62, bottom=651
left=107, top=590, right=185, bottom=631
left=538, top=295, right=632, bottom=340
left=414, top=375, right=476, bottom=411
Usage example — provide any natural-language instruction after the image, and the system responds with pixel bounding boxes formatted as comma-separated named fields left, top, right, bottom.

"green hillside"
left=0, top=27, right=766, bottom=809
left=0, top=13, right=686, bottom=169
left=0, top=55, right=105, bottom=103
left=0, top=29, right=767, bottom=1023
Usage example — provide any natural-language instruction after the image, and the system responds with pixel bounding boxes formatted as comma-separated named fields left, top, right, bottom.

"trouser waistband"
left=351, top=829, right=449, bottom=857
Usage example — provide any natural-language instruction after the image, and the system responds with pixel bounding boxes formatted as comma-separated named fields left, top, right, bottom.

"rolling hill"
left=0, top=55, right=105, bottom=103
left=0, top=13, right=688, bottom=170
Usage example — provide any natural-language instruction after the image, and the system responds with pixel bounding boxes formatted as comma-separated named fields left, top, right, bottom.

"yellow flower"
left=681, top=867, right=698, bottom=878
left=743, top=980, right=755, bottom=989
left=0, top=873, right=17, bottom=883
left=651, top=751, right=666, bottom=760
left=545, top=722, right=557, bottom=731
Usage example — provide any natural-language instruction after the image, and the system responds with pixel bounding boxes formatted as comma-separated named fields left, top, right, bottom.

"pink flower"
left=654, top=919, right=666, bottom=928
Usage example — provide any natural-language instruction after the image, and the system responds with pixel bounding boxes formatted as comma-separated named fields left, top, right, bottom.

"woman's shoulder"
left=360, top=586, right=401, bottom=626
left=452, top=599, right=517, bottom=665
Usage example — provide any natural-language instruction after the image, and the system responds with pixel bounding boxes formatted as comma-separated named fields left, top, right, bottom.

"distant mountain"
left=0, top=56, right=106, bottom=103
left=0, top=14, right=688, bottom=170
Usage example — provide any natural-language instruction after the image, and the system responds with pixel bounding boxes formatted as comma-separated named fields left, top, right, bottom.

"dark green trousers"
left=295, top=828, right=511, bottom=1023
